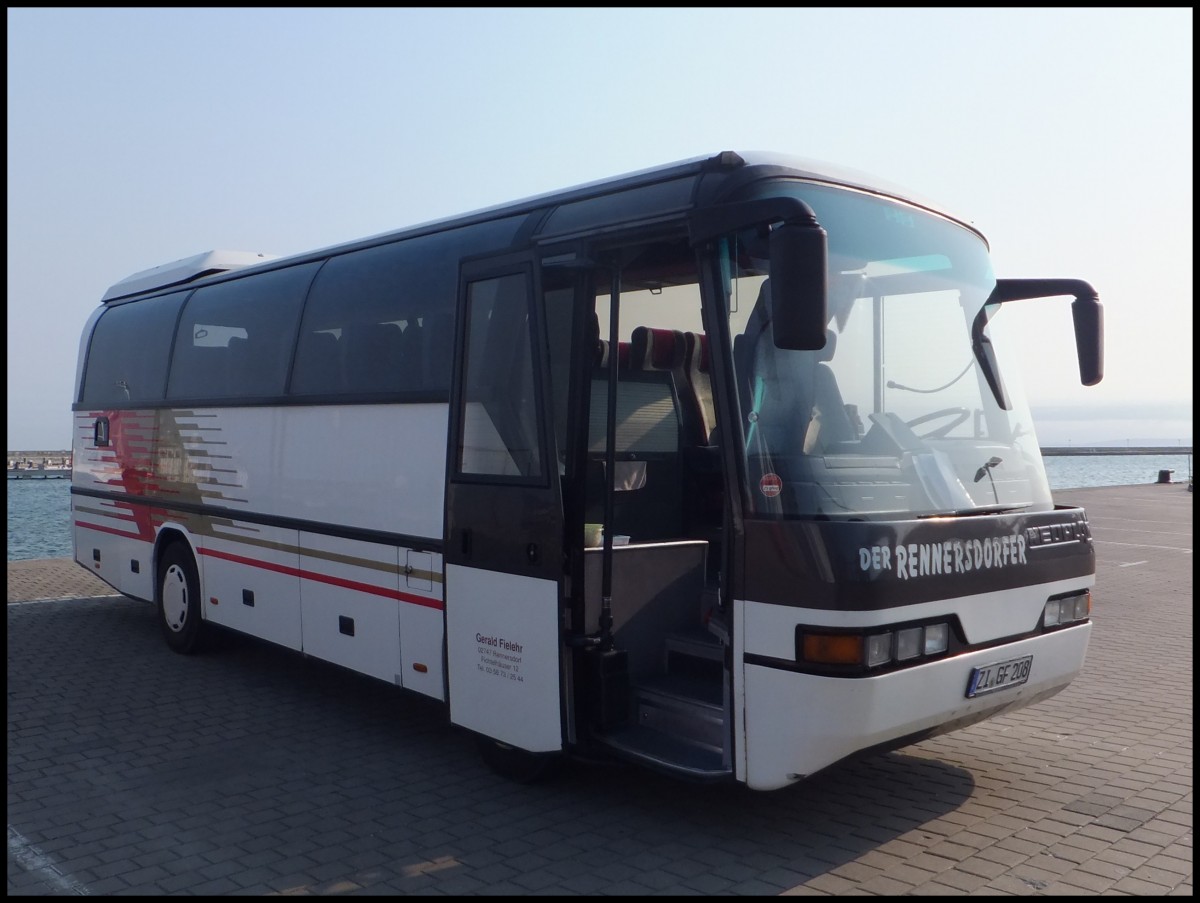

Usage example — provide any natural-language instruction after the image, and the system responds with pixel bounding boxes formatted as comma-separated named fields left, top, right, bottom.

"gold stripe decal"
left=200, top=547, right=443, bottom=610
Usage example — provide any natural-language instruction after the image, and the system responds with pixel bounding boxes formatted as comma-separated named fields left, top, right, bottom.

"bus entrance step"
left=664, top=627, right=724, bottom=663
left=630, top=672, right=725, bottom=751
left=663, top=628, right=725, bottom=686
left=597, top=722, right=730, bottom=782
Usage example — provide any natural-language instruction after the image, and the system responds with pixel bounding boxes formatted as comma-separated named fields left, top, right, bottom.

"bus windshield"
left=727, top=182, right=1053, bottom=519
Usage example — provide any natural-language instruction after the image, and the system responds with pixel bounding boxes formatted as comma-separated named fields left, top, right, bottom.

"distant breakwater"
left=1040, top=446, right=1191, bottom=456
left=7, top=450, right=72, bottom=476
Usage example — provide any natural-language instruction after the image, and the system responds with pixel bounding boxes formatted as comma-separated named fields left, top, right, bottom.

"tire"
left=157, top=542, right=207, bottom=654
left=476, top=735, right=560, bottom=784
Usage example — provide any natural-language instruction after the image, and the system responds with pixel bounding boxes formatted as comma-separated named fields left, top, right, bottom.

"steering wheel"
left=905, top=407, right=971, bottom=440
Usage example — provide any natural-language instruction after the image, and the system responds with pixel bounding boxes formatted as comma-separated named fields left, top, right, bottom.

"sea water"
left=8, top=478, right=74, bottom=562
left=1042, top=454, right=1192, bottom=494
left=6, top=455, right=1192, bottom=562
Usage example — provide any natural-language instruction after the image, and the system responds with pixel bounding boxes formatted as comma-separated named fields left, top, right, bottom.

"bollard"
left=1157, top=469, right=1174, bottom=484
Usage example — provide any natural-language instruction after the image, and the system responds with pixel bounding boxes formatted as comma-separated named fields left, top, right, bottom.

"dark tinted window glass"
left=539, top=178, right=693, bottom=240
left=80, top=291, right=187, bottom=405
left=292, top=218, right=521, bottom=397
left=167, top=263, right=317, bottom=400
left=457, top=272, right=543, bottom=480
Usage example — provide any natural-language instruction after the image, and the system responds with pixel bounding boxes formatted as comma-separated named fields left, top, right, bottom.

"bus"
left=71, top=151, right=1102, bottom=791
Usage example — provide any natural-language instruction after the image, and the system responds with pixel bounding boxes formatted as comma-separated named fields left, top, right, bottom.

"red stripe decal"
left=74, top=520, right=147, bottom=541
left=199, top=546, right=443, bottom=610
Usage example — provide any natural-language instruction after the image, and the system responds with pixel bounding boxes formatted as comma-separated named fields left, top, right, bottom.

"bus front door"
left=444, top=257, right=566, bottom=757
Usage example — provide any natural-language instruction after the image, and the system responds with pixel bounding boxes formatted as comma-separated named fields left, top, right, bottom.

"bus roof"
left=101, top=249, right=277, bottom=303
left=341, top=151, right=965, bottom=245
left=99, top=152, right=971, bottom=303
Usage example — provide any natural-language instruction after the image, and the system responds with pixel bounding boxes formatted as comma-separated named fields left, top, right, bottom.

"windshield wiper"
left=917, top=503, right=1030, bottom=519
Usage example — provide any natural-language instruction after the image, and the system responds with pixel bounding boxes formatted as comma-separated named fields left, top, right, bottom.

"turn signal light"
left=801, top=633, right=864, bottom=665
left=799, top=621, right=951, bottom=671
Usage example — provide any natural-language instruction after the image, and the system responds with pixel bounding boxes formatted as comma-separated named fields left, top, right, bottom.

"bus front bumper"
left=741, top=622, right=1091, bottom=791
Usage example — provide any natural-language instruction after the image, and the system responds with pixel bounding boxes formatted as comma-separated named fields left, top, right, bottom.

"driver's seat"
left=803, top=330, right=858, bottom=453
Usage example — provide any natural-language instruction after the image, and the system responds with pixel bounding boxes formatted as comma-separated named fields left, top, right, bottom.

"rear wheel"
left=158, top=542, right=207, bottom=654
left=476, top=736, right=560, bottom=784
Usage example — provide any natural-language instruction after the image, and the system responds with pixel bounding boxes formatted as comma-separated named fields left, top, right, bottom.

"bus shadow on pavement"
left=9, top=596, right=975, bottom=895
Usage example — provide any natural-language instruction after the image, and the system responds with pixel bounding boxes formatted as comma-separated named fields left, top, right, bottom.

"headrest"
left=631, top=326, right=684, bottom=371
left=685, top=332, right=709, bottom=372
left=596, top=339, right=631, bottom=369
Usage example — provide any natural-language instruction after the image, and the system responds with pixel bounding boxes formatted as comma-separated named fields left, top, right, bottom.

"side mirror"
left=688, top=196, right=829, bottom=351
left=769, top=222, right=828, bottom=351
left=989, top=279, right=1104, bottom=387
left=1071, top=296, right=1104, bottom=386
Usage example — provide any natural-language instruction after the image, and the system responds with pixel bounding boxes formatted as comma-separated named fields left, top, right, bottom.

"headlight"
left=866, top=633, right=892, bottom=667
left=1044, top=591, right=1090, bottom=629
left=798, top=621, right=951, bottom=671
left=895, top=627, right=922, bottom=661
left=923, top=623, right=949, bottom=655
left=1044, top=599, right=1063, bottom=627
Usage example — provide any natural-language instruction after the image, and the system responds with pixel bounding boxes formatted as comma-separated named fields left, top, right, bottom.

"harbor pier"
left=7, top=449, right=72, bottom=480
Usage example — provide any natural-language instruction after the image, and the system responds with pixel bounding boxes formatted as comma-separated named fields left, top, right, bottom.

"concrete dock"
left=6, top=558, right=120, bottom=603
left=7, top=483, right=1191, bottom=895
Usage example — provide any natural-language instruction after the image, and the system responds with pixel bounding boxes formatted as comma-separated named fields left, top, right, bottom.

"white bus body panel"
left=200, top=521, right=302, bottom=650
left=445, top=564, right=562, bottom=752
left=70, top=495, right=146, bottom=597
left=290, top=534, right=446, bottom=697
left=734, top=587, right=1093, bottom=791
left=276, top=406, right=447, bottom=537
left=298, top=532, right=401, bottom=681
left=397, top=550, right=446, bottom=701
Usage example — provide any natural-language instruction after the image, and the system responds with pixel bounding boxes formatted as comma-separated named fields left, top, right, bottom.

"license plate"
left=966, top=654, right=1033, bottom=698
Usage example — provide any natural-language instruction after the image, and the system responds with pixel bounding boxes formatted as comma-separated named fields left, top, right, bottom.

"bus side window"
left=226, top=335, right=249, bottom=394
left=421, top=312, right=453, bottom=392
left=343, top=323, right=403, bottom=393
left=397, top=321, right=424, bottom=387
left=291, top=330, right=343, bottom=395
left=458, top=272, right=542, bottom=480
left=227, top=331, right=282, bottom=397
left=167, top=263, right=314, bottom=401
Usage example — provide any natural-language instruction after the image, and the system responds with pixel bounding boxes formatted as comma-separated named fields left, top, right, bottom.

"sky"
left=6, top=7, right=1193, bottom=450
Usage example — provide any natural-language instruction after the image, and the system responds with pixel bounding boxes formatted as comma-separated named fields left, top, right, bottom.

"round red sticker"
left=760, top=473, right=782, bottom=497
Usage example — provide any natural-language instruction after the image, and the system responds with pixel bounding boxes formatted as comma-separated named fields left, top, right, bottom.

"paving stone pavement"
left=7, top=484, right=1192, bottom=895
left=6, top=558, right=119, bottom=605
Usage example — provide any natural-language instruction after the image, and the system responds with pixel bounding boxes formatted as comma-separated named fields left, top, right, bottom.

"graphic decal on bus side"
left=858, top=532, right=1028, bottom=581
left=73, top=408, right=444, bottom=608
left=74, top=409, right=204, bottom=542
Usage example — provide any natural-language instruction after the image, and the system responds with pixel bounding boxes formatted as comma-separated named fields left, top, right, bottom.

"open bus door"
left=444, top=254, right=567, bottom=776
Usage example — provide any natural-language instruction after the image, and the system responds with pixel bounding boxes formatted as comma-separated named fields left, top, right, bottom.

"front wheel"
left=158, top=542, right=207, bottom=654
left=476, top=736, right=560, bottom=784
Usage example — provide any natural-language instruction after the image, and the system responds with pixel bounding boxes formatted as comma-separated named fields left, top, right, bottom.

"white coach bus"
left=71, top=151, right=1103, bottom=791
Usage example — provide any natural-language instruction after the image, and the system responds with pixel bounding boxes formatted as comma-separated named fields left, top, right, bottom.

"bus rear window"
left=80, top=292, right=187, bottom=405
